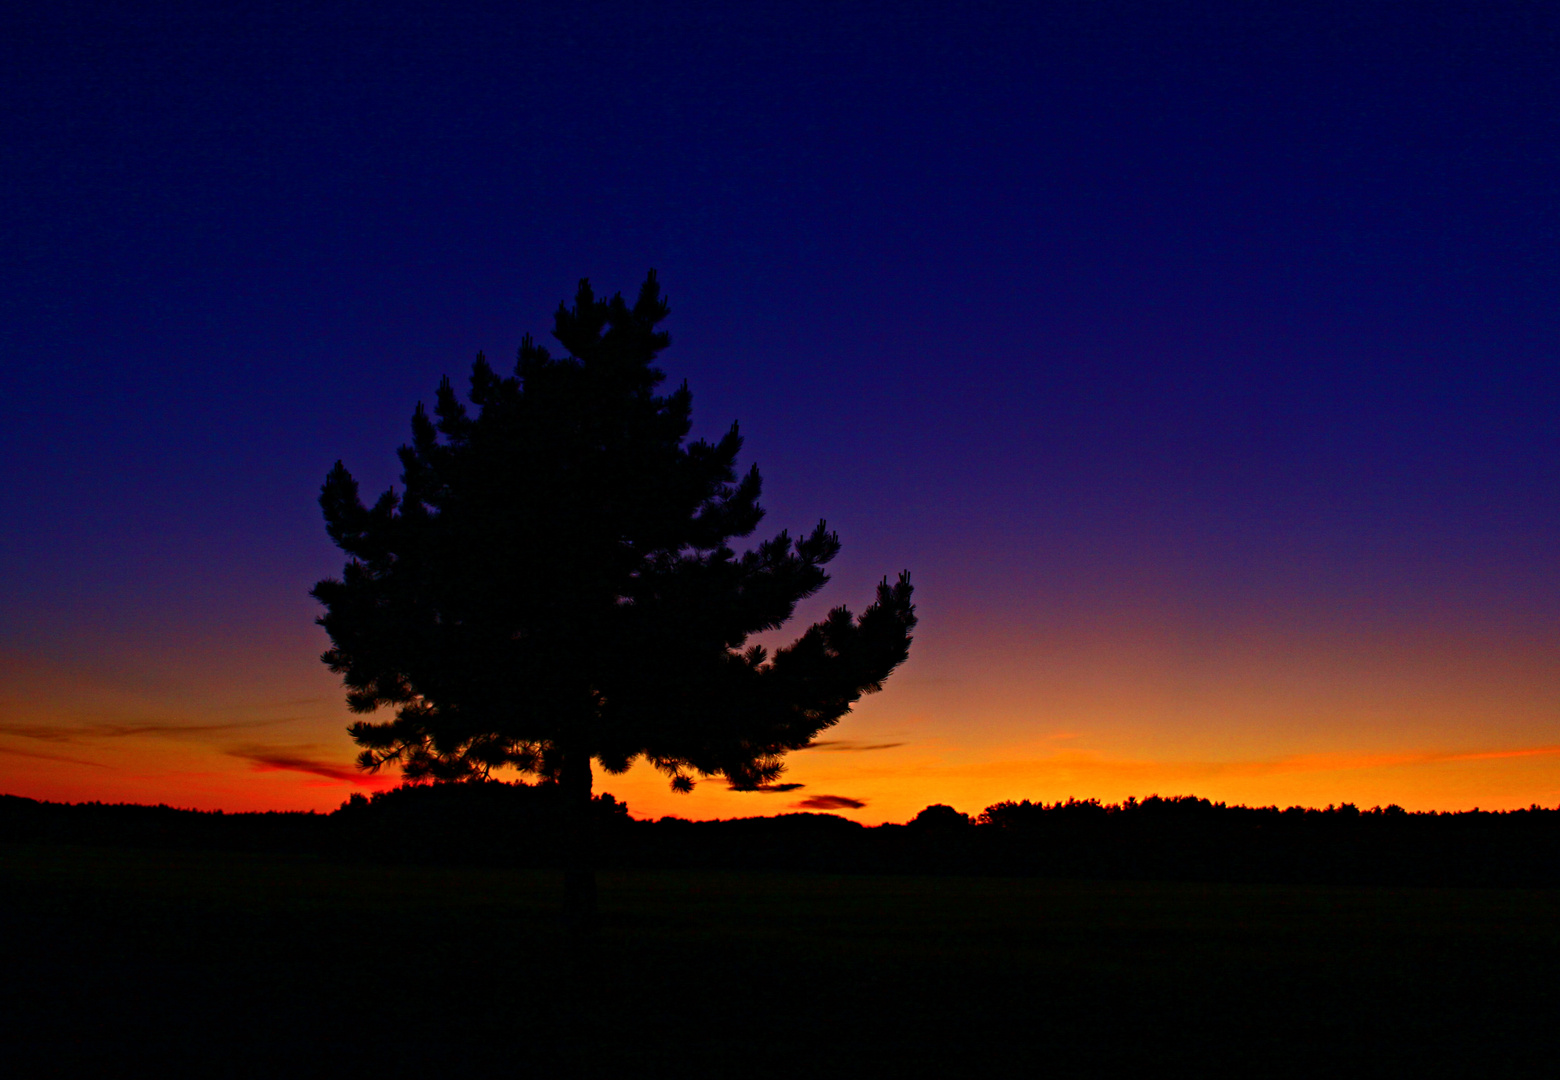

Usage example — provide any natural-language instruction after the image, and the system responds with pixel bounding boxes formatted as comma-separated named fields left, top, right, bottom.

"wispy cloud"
left=0, top=743, right=110, bottom=768
left=226, top=746, right=381, bottom=785
left=794, top=794, right=866, bottom=810
left=934, top=743, right=1560, bottom=787
left=0, top=718, right=298, bottom=743
left=805, top=739, right=906, bottom=752
left=728, top=782, right=805, bottom=793
left=1440, top=745, right=1560, bottom=763
left=1231, top=745, right=1560, bottom=776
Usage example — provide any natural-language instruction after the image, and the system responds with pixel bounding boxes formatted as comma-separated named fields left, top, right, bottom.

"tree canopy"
left=312, top=273, right=916, bottom=800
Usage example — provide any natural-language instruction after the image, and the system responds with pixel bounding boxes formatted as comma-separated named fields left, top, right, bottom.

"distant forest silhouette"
left=5, top=782, right=1560, bottom=889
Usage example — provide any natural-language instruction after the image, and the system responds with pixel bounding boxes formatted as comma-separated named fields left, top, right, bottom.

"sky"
left=2, top=1, right=1557, bottom=822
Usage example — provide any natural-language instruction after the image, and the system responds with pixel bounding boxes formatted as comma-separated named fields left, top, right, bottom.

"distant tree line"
left=5, top=785, right=1560, bottom=889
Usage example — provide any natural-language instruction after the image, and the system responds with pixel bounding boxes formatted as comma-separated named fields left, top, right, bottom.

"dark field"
left=3, top=844, right=1558, bottom=1077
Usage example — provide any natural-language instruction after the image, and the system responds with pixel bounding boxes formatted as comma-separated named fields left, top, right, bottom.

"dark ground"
left=11, top=787, right=1560, bottom=889
left=3, top=843, right=1557, bottom=1077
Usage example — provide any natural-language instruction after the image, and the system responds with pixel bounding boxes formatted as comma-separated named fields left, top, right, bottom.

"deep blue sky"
left=3, top=1, right=1557, bottom=814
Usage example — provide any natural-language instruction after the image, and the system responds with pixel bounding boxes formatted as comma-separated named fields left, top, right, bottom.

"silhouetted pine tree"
left=312, top=273, right=916, bottom=921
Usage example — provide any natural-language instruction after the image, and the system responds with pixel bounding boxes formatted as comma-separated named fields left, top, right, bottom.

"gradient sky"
left=3, top=1, right=1557, bottom=822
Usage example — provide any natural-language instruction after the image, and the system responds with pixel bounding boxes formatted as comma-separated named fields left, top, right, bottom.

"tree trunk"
left=558, top=743, right=597, bottom=1076
left=560, top=743, right=597, bottom=933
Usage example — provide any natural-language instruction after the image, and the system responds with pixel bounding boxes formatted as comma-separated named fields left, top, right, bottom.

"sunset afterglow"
left=3, top=4, right=1555, bottom=820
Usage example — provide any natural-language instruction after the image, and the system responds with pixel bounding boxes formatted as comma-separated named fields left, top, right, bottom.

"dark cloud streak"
left=226, top=747, right=377, bottom=785
left=794, top=795, right=866, bottom=810
left=804, top=740, right=906, bottom=752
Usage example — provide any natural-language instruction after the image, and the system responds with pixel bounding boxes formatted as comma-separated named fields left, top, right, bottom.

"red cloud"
left=227, top=747, right=385, bottom=785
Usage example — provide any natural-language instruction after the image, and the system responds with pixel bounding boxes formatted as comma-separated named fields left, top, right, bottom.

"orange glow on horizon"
left=4, top=603, right=1558, bottom=819
left=6, top=729, right=1559, bottom=821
